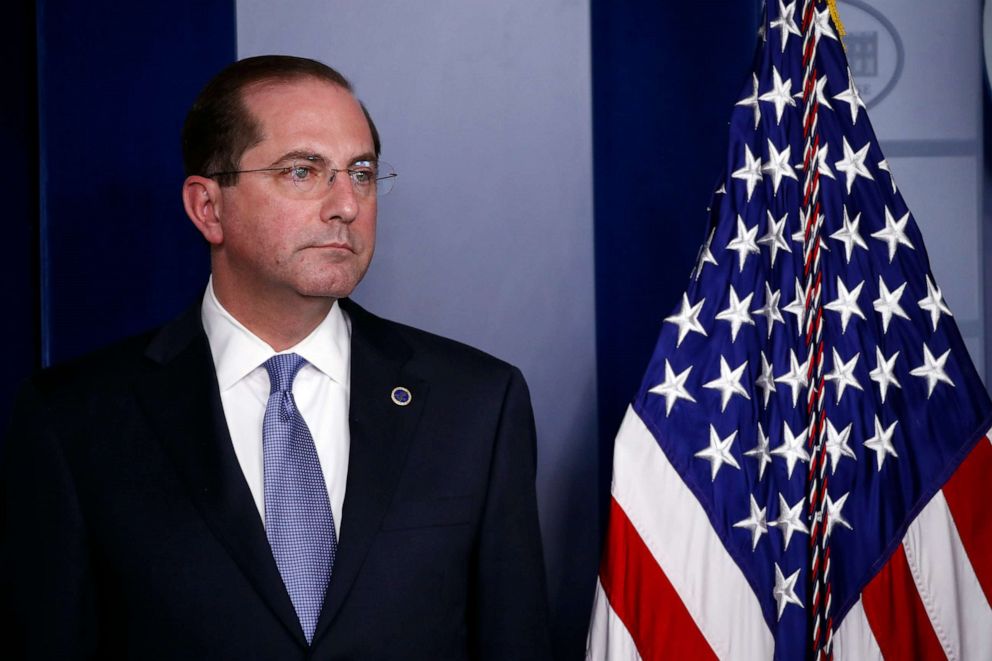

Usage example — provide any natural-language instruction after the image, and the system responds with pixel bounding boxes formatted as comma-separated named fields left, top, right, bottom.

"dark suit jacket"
left=0, top=299, right=551, bottom=660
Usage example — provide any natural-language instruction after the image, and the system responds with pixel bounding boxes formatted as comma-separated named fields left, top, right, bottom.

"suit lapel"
left=313, top=299, right=428, bottom=642
left=134, top=306, right=306, bottom=646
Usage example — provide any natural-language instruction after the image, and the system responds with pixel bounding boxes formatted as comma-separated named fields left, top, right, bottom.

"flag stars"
left=664, top=294, right=707, bottom=347
left=910, top=345, right=955, bottom=398
left=771, top=493, right=809, bottom=550
left=871, top=207, right=914, bottom=263
left=773, top=563, right=804, bottom=620
left=813, top=75, right=833, bottom=112
left=835, top=137, right=874, bottom=193
left=725, top=216, right=761, bottom=271
left=813, top=6, right=839, bottom=41
left=834, top=68, right=867, bottom=124
left=694, top=425, right=742, bottom=481
left=829, top=207, right=868, bottom=263
left=825, top=492, right=853, bottom=538
left=782, top=278, right=807, bottom=330
left=758, top=211, right=792, bottom=267
left=762, top=140, right=798, bottom=195
left=732, top=145, right=764, bottom=201
left=703, top=356, right=751, bottom=411
left=824, top=419, right=857, bottom=474
left=878, top=159, right=898, bottom=193
left=736, top=74, right=762, bottom=130
left=825, top=348, right=863, bottom=403
left=716, top=286, right=756, bottom=341
left=825, top=277, right=866, bottom=333
left=814, top=143, right=835, bottom=179
left=745, top=422, right=773, bottom=480
left=759, top=66, right=797, bottom=124
left=755, top=352, right=777, bottom=407
left=918, top=275, right=953, bottom=330
left=649, top=361, right=696, bottom=416
left=864, top=415, right=899, bottom=471
left=769, top=0, right=801, bottom=52
left=775, top=349, right=810, bottom=406
left=753, top=282, right=784, bottom=339
left=733, top=494, right=768, bottom=550
left=772, top=421, right=810, bottom=479
left=692, top=228, right=718, bottom=280
left=869, top=347, right=902, bottom=404
left=873, top=277, right=910, bottom=333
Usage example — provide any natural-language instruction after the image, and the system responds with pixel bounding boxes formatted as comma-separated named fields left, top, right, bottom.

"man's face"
left=213, top=77, right=377, bottom=305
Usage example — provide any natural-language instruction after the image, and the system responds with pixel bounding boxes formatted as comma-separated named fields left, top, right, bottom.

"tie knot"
left=263, top=353, right=307, bottom=394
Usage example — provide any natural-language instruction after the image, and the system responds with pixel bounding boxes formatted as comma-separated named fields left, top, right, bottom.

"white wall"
left=236, top=0, right=598, bottom=645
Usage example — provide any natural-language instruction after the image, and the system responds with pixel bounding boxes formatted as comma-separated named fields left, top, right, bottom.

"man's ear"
left=182, top=175, right=225, bottom=245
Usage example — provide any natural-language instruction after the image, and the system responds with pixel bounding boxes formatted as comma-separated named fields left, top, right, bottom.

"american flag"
left=587, top=1, right=992, bottom=659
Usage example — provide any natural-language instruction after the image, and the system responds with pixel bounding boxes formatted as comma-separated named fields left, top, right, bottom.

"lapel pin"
left=391, top=386, right=412, bottom=406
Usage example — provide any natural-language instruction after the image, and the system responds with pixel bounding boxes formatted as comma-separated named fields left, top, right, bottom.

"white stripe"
left=586, top=580, right=642, bottom=660
left=833, top=598, right=883, bottom=661
left=610, top=407, right=773, bottom=660
left=902, top=489, right=992, bottom=661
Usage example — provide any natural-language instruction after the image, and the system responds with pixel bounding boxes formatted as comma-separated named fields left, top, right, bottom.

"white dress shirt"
left=201, top=278, right=350, bottom=538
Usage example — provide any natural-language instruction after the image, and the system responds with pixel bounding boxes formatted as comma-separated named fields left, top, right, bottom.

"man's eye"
left=289, top=165, right=313, bottom=181
left=351, top=169, right=374, bottom=185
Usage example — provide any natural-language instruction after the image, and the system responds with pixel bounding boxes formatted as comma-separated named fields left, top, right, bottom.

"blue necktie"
left=262, top=353, right=336, bottom=644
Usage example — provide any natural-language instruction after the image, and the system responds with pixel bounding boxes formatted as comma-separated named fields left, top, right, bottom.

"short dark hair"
left=182, top=55, right=381, bottom=186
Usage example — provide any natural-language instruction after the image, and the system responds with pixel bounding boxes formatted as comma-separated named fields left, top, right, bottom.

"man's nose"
left=320, top=172, right=359, bottom=223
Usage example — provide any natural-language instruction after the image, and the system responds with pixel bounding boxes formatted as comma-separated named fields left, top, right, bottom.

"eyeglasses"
left=207, top=159, right=397, bottom=198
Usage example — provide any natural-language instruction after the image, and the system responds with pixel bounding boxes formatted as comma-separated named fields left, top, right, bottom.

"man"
left=1, top=56, right=551, bottom=659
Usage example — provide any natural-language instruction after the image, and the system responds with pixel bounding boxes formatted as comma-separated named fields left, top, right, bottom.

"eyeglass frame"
left=205, top=158, right=397, bottom=197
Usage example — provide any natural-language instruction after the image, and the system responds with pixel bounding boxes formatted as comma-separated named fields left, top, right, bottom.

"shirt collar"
left=201, top=276, right=351, bottom=391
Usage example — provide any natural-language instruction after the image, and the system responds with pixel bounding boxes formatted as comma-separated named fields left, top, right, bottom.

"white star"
left=772, top=421, right=810, bottom=479
left=753, top=282, right=784, bottom=339
left=715, top=183, right=726, bottom=195
left=813, top=6, right=839, bottom=41
left=829, top=207, right=868, bottom=264
left=825, top=348, right=863, bottom=403
left=692, top=228, right=718, bottom=280
left=770, top=0, right=801, bottom=52
left=664, top=294, right=707, bottom=347
left=835, top=137, right=874, bottom=193
left=878, top=159, right=898, bottom=193
left=910, top=345, right=955, bottom=398
left=873, top=277, right=909, bottom=333
left=824, top=419, right=856, bottom=474
left=834, top=68, right=866, bottom=124
left=772, top=493, right=809, bottom=550
left=745, top=422, right=773, bottom=480
left=762, top=140, right=798, bottom=195
left=694, top=425, right=741, bottom=481
left=649, top=360, right=696, bottom=416
left=703, top=356, right=750, bottom=411
left=773, top=563, right=803, bottom=620
left=825, top=492, right=853, bottom=538
left=758, top=211, right=792, bottom=267
left=736, top=74, right=762, bottom=129
left=825, top=277, right=865, bottom=333
left=782, top=278, right=807, bottom=330
left=815, top=142, right=835, bottom=179
left=734, top=494, right=769, bottom=550
left=755, top=352, right=777, bottom=408
left=918, top=274, right=953, bottom=330
left=814, top=74, right=833, bottom=111
left=716, top=286, right=756, bottom=342
left=759, top=67, right=796, bottom=125
left=869, top=347, right=902, bottom=404
left=725, top=215, right=761, bottom=271
left=775, top=349, right=810, bottom=406
left=732, top=145, right=763, bottom=201
left=871, top=207, right=914, bottom=263
left=864, top=415, right=899, bottom=471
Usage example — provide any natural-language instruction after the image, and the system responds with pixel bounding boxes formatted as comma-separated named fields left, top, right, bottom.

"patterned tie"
left=262, top=353, right=336, bottom=644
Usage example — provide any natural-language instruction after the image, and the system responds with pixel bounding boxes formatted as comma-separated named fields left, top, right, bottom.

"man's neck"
left=211, top=276, right=335, bottom=352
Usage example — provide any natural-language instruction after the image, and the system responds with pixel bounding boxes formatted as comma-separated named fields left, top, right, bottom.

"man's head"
left=181, top=56, right=382, bottom=327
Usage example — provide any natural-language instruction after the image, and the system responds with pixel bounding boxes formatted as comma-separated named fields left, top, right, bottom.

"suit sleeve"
left=1, top=381, right=99, bottom=660
left=470, top=366, right=553, bottom=659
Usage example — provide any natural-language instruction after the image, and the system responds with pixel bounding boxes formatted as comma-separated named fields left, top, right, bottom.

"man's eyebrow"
left=272, top=150, right=328, bottom=165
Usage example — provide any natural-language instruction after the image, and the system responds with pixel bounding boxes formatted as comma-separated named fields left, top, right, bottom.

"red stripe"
left=599, top=497, right=716, bottom=660
left=861, top=544, right=946, bottom=660
left=941, top=436, right=992, bottom=605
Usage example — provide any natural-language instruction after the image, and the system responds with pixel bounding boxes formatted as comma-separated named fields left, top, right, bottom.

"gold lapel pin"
left=391, top=386, right=412, bottom=406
